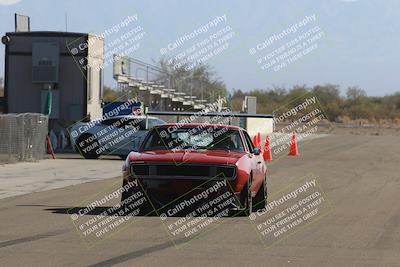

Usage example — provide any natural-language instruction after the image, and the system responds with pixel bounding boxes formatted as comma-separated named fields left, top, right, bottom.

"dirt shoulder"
left=276, top=122, right=400, bottom=136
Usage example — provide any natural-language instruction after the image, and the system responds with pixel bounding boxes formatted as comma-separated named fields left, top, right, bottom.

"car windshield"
left=142, top=126, right=245, bottom=152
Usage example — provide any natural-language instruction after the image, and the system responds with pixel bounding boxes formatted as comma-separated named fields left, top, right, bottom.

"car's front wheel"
left=252, top=175, right=267, bottom=212
left=240, top=175, right=252, bottom=216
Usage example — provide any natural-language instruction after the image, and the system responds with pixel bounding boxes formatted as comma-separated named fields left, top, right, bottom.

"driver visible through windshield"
left=142, top=126, right=245, bottom=152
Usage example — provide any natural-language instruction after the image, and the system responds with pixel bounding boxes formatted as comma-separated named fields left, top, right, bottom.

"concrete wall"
left=246, top=117, right=275, bottom=136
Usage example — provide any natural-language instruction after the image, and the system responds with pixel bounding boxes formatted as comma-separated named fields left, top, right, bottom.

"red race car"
left=121, top=123, right=267, bottom=215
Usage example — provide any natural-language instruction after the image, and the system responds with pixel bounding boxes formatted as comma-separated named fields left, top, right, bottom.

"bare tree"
left=157, top=57, right=227, bottom=102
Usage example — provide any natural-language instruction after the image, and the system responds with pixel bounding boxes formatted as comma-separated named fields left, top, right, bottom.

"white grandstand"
left=113, top=55, right=218, bottom=111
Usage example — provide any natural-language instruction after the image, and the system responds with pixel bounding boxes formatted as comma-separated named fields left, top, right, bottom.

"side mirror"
left=253, top=147, right=261, bottom=155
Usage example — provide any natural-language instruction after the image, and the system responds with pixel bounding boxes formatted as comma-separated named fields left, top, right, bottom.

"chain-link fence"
left=0, top=113, right=49, bottom=163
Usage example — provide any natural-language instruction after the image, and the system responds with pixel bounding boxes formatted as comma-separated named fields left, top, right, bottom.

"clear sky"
left=0, top=0, right=399, bottom=96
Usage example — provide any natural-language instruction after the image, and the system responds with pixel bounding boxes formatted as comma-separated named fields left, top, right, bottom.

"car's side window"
left=231, top=131, right=245, bottom=151
left=243, top=131, right=255, bottom=152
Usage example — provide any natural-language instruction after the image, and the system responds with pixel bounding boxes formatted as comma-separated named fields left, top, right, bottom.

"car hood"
left=129, top=150, right=246, bottom=165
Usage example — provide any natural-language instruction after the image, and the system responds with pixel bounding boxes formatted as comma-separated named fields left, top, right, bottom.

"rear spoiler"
left=144, top=110, right=274, bottom=129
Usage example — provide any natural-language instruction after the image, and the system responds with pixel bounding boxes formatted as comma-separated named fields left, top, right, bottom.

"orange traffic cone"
left=288, top=132, right=299, bottom=156
left=263, top=135, right=273, bottom=161
left=253, top=135, right=258, bottom=148
left=257, top=132, right=262, bottom=150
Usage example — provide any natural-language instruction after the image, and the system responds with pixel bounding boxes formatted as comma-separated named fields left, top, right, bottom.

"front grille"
left=156, top=165, right=210, bottom=177
left=130, top=163, right=236, bottom=180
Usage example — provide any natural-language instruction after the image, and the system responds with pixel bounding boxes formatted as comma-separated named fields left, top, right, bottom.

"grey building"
left=2, top=31, right=104, bottom=133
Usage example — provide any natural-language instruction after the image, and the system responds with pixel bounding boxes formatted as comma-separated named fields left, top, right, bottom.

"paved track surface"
left=0, top=135, right=399, bottom=267
left=0, top=157, right=122, bottom=199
